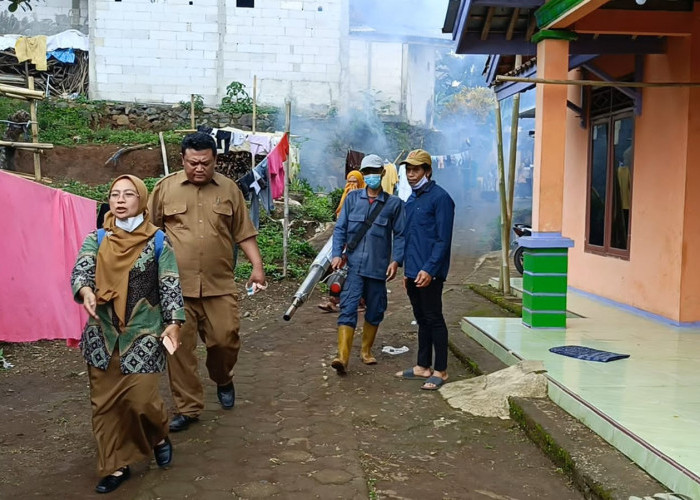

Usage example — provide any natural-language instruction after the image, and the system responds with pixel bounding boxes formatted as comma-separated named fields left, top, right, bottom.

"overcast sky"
left=349, top=0, right=451, bottom=40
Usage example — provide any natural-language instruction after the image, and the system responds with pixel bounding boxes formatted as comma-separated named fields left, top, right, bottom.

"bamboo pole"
left=190, top=94, right=195, bottom=130
left=252, top=75, right=257, bottom=134
left=282, top=100, right=291, bottom=278
left=28, top=77, right=41, bottom=181
left=495, top=99, right=511, bottom=295
left=0, top=75, right=26, bottom=85
left=4, top=170, right=52, bottom=183
left=506, top=55, right=522, bottom=231
left=0, top=140, right=53, bottom=150
left=0, top=83, right=44, bottom=99
left=1, top=92, right=30, bottom=101
left=251, top=75, right=257, bottom=171
left=495, top=75, right=700, bottom=88
left=159, top=132, right=169, bottom=176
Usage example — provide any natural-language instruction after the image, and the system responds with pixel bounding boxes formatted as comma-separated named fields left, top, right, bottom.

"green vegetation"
left=58, top=177, right=320, bottom=281
left=218, top=81, right=277, bottom=116
left=219, top=81, right=254, bottom=115
left=467, top=284, right=522, bottom=316
left=179, top=94, right=204, bottom=114
left=0, top=97, right=185, bottom=146
left=290, top=177, right=336, bottom=222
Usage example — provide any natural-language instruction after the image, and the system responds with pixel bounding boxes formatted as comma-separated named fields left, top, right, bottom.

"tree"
left=440, top=86, right=496, bottom=123
left=4, top=0, right=32, bottom=12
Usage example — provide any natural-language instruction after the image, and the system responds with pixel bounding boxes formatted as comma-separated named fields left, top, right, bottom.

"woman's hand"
left=79, top=287, right=98, bottom=320
left=161, top=323, right=180, bottom=352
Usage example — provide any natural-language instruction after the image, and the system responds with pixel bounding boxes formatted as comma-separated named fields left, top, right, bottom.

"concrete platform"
left=461, top=289, right=700, bottom=499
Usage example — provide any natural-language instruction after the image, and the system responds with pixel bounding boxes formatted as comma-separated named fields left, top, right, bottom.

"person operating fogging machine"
left=329, top=154, right=405, bottom=375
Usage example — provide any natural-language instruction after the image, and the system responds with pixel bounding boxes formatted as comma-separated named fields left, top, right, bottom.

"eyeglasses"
left=108, top=190, right=140, bottom=201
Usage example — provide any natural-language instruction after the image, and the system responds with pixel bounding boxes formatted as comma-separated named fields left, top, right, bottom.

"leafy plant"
left=299, top=194, right=333, bottom=222
left=179, top=94, right=204, bottom=114
left=219, top=81, right=254, bottom=115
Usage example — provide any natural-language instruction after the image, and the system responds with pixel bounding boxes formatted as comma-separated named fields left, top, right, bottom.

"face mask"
left=364, top=174, right=382, bottom=189
left=115, top=213, right=144, bottom=233
left=411, top=176, right=429, bottom=191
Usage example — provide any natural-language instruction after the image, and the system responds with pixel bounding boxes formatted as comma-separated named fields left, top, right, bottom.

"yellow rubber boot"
left=331, top=325, right=355, bottom=374
left=360, top=322, right=378, bottom=365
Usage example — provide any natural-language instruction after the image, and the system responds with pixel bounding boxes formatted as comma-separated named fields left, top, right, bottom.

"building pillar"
left=520, top=37, right=574, bottom=328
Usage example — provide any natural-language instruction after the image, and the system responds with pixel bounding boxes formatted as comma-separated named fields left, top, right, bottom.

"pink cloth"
left=0, top=171, right=96, bottom=344
left=268, top=133, right=289, bottom=199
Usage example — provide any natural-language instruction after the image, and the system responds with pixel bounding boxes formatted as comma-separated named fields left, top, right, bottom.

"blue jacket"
left=332, top=189, right=405, bottom=280
left=403, top=181, right=455, bottom=281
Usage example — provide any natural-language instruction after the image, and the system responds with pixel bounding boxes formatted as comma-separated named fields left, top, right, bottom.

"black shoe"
left=95, top=466, right=130, bottom=494
left=217, top=382, right=235, bottom=410
left=169, top=414, right=199, bottom=433
left=154, top=437, right=173, bottom=467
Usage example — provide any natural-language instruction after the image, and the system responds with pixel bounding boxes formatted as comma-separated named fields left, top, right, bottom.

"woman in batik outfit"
left=71, top=174, right=185, bottom=494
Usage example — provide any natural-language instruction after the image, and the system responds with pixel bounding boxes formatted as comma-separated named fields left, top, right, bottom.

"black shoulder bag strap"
left=345, top=198, right=389, bottom=253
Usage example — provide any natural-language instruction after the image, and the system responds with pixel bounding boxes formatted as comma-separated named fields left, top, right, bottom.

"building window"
left=586, top=87, right=634, bottom=257
left=236, top=0, right=254, bottom=7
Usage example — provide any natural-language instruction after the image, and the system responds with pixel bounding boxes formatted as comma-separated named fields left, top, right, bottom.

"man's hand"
left=79, top=287, right=98, bottom=320
left=331, top=257, right=344, bottom=271
left=386, top=261, right=399, bottom=281
left=249, top=266, right=266, bottom=286
left=414, top=270, right=432, bottom=288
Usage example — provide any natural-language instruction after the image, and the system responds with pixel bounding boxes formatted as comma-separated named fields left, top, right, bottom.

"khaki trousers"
left=167, top=294, right=241, bottom=417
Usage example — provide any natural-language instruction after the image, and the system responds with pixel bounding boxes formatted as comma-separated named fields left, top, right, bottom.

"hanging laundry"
left=253, top=158, right=275, bottom=213
left=396, top=163, right=412, bottom=202
left=231, top=131, right=247, bottom=147
left=249, top=134, right=273, bottom=157
left=345, top=150, right=365, bottom=176
left=267, top=133, right=289, bottom=199
left=15, top=35, right=47, bottom=71
left=0, top=170, right=95, bottom=343
left=381, top=162, right=399, bottom=195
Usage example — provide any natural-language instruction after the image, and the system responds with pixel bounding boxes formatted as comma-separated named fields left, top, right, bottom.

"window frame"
left=584, top=109, right=634, bottom=259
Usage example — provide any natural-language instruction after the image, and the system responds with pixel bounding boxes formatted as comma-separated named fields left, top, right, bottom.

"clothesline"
left=198, top=125, right=287, bottom=156
left=430, top=149, right=471, bottom=169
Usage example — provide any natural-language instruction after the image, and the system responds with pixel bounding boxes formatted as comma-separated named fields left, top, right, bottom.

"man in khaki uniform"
left=149, top=132, right=266, bottom=432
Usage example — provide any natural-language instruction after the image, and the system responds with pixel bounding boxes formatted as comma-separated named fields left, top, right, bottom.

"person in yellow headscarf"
left=71, top=174, right=185, bottom=494
left=335, top=170, right=365, bottom=218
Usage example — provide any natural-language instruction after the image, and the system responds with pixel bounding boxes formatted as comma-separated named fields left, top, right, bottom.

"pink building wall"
left=563, top=36, right=699, bottom=323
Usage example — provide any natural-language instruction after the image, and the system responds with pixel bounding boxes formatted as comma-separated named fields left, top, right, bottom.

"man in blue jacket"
left=330, top=154, right=405, bottom=375
left=395, top=149, right=455, bottom=390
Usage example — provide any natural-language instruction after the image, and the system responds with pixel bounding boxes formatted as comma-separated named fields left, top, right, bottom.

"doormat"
left=549, top=345, right=630, bottom=362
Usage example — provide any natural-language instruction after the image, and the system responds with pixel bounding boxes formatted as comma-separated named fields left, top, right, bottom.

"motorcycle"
left=511, top=223, right=532, bottom=275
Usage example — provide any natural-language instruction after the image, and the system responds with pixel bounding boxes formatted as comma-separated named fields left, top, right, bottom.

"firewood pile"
left=215, top=151, right=266, bottom=181
left=0, top=49, right=88, bottom=97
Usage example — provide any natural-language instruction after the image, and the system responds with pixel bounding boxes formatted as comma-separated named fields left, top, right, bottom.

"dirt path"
left=0, top=252, right=581, bottom=499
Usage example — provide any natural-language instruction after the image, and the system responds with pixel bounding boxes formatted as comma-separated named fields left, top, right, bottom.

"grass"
left=0, top=97, right=189, bottom=146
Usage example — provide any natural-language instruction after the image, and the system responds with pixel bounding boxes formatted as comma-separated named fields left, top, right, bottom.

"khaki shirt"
left=149, top=171, right=257, bottom=298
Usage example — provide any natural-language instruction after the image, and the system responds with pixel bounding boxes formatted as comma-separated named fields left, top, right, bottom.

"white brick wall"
left=84, top=0, right=434, bottom=122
